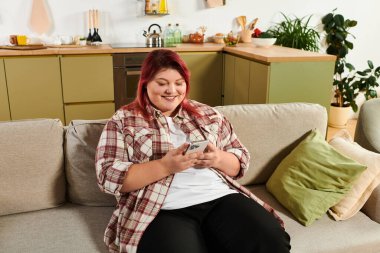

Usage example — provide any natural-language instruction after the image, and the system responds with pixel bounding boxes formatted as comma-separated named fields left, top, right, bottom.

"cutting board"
left=29, top=0, right=52, bottom=35
left=0, top=45, right=47, bottom=50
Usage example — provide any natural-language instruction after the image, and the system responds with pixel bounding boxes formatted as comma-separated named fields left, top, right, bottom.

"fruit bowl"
left=252, top=38, right=276, bottom=48
left=224, top=33, right=240, bottom=46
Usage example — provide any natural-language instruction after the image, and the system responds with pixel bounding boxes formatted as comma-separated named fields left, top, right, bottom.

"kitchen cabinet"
left=179, top=52, right=223, bottom=106
left=64, top=103, right=114, bottom=124
left=0, top=58, right=11, bottom=121
left=60, top=54, right=115, bottom=123
left=223, top=53, right=334, bottom=109
left=4, top=56, right=64, bottom=122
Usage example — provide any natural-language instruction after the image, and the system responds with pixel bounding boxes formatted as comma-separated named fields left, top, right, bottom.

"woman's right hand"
left=160, top=143, right=199, bottom=174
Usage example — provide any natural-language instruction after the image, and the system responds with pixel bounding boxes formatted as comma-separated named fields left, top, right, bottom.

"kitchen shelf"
left=145, top=12, right=169, bottom=16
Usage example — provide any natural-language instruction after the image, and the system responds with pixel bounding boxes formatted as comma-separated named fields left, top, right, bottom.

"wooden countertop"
left=0, top=43, right=336, bottom=63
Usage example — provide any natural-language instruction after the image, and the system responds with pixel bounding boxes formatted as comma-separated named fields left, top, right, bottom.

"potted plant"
left=322, top=10, right=379, bottom=127
left=267, top=13, right=320, bottom=52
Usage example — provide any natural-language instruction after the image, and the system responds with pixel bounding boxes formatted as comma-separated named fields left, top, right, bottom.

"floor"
left=327, top=119, right=357, bottom=141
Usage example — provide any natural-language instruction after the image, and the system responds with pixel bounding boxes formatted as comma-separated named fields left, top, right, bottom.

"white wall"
left=1, top=0, right=379, bottom=115
left=0, top=0, right=379, bottom=69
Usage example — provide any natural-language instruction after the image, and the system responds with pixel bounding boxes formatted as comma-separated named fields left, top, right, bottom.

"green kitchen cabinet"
left=223, top=53, right=334, bottom=109
left=4, top=56, right=64, bottom=122
left=179, top=52, right=223, bottom=106
left=0, top=59, right=11, bottom=121
left=60, top=54, right=115, bottom=123
left=64, top=102, right=115, bottom=124
left=60, top=54, right=114, bottom=103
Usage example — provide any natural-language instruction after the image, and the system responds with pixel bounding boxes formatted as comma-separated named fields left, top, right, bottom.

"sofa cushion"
left=362, top=185, right=380, bottom=223
left=328, top=130, right=380, bottom=221
left=0, top=203, right=113, bottom=253
left=266, top=129, right=366, bottom=226
left=0, top=119, right=65, bottom=216
left=65, top=120, right=116, bottom=206
left=354, top=98, right=380, bottom=153
left=215, top=103, right=327, bottom=185
left=249, top=185, right=380, bottom=253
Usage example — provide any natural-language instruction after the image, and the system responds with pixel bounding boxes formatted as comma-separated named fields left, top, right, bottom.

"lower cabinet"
left=2, top=54, right=115, bottom=125
left=223, top=53, right=335, bottom=109
left=4, top=56, right=65, bottom=122
left=0, top=59, right=11, bottom=121
left=179, top=52, right=223, bottom=106
left=60, top=54, right=115, bottom=124
left=64, top=102, right=115, bottom=123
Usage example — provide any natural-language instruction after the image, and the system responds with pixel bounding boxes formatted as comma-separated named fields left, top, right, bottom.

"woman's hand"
left=120, top=143, right=202, bottom=193
left=159, top=143, right=200, bottom=174
left=195, top=143, right=241, bottom=177
left=194, top=143, right=222, bottom=168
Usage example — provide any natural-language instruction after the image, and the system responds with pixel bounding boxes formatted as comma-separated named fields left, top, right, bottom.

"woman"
left=95, top=49, right=290, bottom=253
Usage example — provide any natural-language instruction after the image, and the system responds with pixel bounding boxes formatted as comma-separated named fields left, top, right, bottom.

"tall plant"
left=268, top=13, right=320, bottom=52
left=322, top=10, right=379, bottom=112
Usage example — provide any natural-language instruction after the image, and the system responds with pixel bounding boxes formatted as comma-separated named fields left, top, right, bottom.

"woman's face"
left=146, top=68, right=187, bottom=116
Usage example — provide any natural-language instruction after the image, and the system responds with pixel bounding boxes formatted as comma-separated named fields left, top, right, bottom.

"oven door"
left=113, top=53, right=147, bottom=110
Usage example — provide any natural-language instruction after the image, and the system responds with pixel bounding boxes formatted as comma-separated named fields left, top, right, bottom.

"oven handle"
left=126, top=67, right=142, bottom=76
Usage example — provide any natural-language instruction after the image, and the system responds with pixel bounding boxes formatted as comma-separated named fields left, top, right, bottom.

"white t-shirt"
left=161, top=117, right=237, bottom=210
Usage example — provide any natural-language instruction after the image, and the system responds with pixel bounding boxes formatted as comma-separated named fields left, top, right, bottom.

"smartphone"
left=184, top=140, right=209, bottom=154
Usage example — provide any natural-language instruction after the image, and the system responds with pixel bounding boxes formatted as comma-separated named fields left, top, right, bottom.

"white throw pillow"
left=328, top=130, right=380, bottom=220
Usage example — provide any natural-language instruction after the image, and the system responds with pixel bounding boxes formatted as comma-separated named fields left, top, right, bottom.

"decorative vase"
left=328, top=105, right=351, bottom=128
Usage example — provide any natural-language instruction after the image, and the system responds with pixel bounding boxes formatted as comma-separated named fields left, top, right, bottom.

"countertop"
left=0, top=43, right=336, bottom=63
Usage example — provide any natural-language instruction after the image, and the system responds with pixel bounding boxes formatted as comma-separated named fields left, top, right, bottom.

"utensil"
left=92, top=9, right=102, bottom=43
left=236, top=16, right=247, bottom=30
left=86, top=9, right=93, bottom=43
left=248, top=18, right=259, bottom=31
left=29, top=0, right=52, bottom=35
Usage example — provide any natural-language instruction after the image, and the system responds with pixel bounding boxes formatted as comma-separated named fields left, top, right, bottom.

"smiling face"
left=146, top=68, right=187, bottom=116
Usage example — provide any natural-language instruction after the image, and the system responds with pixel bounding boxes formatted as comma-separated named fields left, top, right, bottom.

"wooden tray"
left=0, top=44, right=47, bottom=50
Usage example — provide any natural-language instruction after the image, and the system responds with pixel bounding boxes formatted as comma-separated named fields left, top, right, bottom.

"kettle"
left=143, top=24, right=163, bottom=47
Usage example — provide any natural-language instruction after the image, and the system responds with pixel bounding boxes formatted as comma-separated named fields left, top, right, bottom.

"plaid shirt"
left=95, top=100, right=283, bottom=253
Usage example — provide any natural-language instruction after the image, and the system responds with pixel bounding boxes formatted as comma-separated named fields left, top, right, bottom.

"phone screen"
left=185, top=140, right=209, bottom=154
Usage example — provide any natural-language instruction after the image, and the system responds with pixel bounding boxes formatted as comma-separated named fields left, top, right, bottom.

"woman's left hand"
left=194, top=143, right=221, bottom=169
left=195, top=143, right=241, bottom=177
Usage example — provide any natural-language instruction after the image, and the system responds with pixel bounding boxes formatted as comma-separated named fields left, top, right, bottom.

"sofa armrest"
left=362, top=185, right=380, bottom=223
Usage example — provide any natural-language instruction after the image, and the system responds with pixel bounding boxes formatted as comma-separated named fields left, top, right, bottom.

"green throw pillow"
left=266, top=129, right=366, bottom=226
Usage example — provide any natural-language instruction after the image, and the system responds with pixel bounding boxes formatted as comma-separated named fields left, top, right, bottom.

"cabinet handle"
left=126, top=70, right=142, bottom=75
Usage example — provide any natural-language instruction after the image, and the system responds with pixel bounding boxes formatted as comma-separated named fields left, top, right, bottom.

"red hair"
left=126, top=49, right=200, bottom=117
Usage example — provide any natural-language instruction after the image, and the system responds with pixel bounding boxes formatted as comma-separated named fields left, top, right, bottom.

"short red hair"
left=126, top=49, right=199, bottom=117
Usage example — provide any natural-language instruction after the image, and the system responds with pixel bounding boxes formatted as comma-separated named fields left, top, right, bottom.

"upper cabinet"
left=4, top=56, right=64, bottom=122
left=0, top=58, right=10, bottom=121
left=223, top=53, right=334, bottom=109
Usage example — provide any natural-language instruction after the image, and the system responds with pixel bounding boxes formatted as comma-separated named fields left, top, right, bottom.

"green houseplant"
left=267, top=13, right=320, bottom=51
left=322, top=10, right=379, bottom=113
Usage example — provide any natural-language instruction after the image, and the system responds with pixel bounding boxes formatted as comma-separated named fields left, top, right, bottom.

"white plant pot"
left=328, top=105, right=351, bottom=128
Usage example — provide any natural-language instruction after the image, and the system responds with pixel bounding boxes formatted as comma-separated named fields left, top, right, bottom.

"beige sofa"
left=1, top=103, right=379, bottom=253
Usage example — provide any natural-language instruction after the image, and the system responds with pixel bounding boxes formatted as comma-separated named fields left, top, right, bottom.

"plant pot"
left=328, top=104, right=351, bottom=128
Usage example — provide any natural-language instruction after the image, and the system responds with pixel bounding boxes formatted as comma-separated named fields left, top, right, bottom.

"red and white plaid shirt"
left=95, top=100, right=283, bottom=253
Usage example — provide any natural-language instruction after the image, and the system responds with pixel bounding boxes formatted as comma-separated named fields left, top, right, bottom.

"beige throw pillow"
left=328, top=130, right=380, bottom=220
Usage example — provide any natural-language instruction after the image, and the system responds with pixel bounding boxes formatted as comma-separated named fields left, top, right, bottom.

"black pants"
left=137, top=193, right=291, bottom=253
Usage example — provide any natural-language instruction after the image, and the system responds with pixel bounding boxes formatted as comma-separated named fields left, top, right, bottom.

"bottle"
left=164, top=23, right=174, bottom=47
left=145, top=0, right=151, bottom=14
left=159, top=0, right=168, bottom=14
left=173, top=23, right=182, bottom=45
left=151, top=0, right=158, bottom=14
